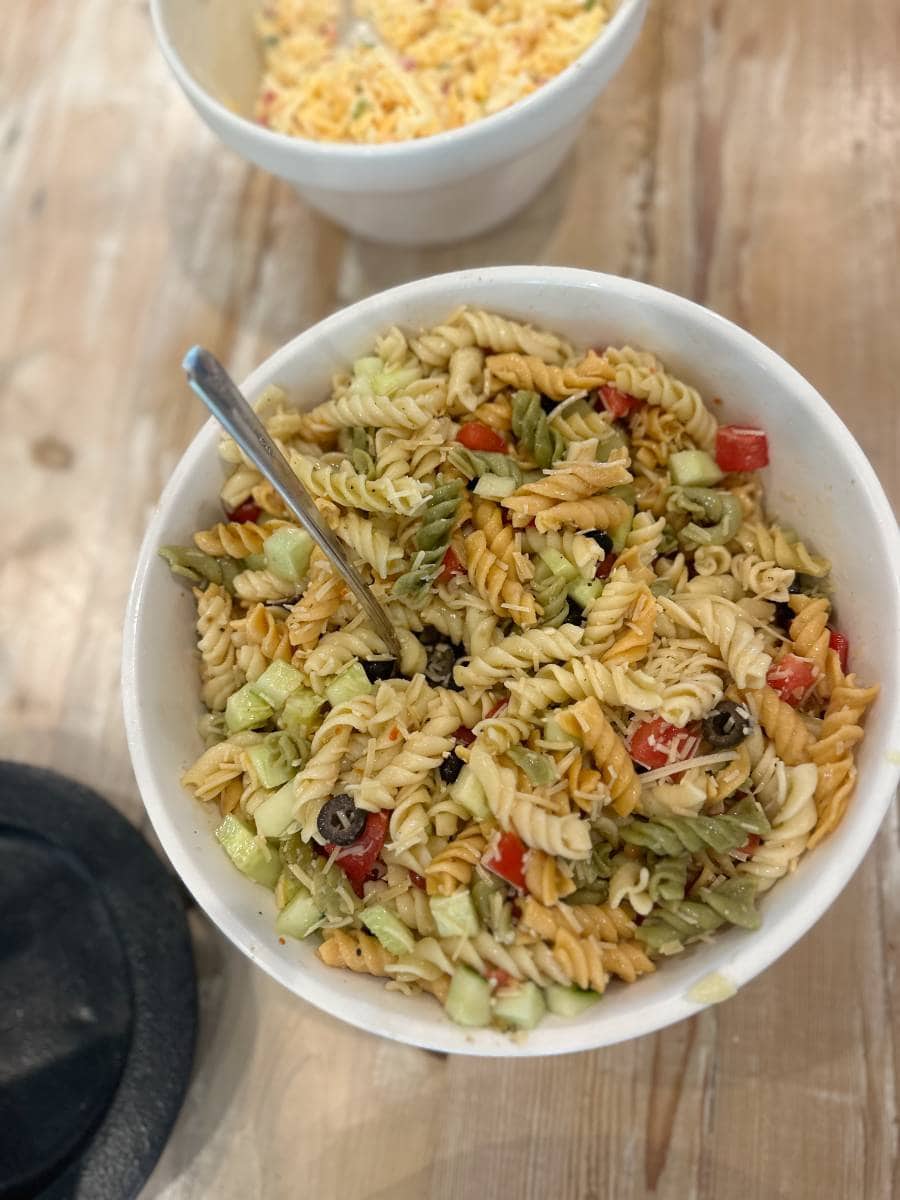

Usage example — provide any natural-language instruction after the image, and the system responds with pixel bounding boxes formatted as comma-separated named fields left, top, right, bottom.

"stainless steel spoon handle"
left=183, top=347, right=401, bottom=661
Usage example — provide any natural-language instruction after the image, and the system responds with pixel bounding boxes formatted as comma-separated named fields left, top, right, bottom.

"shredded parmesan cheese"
left=637, top=750, right=739, bottom=785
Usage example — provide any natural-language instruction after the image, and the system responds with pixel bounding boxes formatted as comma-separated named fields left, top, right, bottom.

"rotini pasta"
left=164, top=309, right=877, bottom=1033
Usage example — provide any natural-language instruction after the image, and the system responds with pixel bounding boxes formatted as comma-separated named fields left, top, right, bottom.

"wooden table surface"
left=3, top=1, right=899, bottom=1197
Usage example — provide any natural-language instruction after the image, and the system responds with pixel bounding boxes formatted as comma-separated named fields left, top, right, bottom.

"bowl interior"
left=125, top=268, right=900, bottom=1055
left=157, top=0, right=261, bottom=117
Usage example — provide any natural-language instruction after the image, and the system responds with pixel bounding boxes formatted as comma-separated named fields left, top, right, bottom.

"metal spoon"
left=337, top=0, right=379, bottom=48
left=183, top=347, right=401, bottom=662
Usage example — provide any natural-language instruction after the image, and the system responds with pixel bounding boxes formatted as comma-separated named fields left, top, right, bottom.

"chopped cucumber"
left=568, top=577, right=603, bottom=608
left=450, top=765, right=490, bottom=820
left=325, top=661, right=374, bottom=707
left=264, top=526, right=313, bottom=583
left=279, top=688, right=325, bottom=740
left=650, top=579, right=674, bottom=598
left=241, top=552, right=267, bottom=571
left=215, top=814, right=280, bottom=888
left=538, top=548, right=579, bottom=584
left=492, top=981, right=547, bottom=1030
left=361, top=905, right=416, bottom=955
left=507, top=746, right=555, bottom=786
left=275, top=888, right=323, bottom=939
left=609, top=483, right=637, bottom=508
left=473, top=474, right=518, bottom=499
left=669, top=449, right=724, bottom=488
left=225, top=683, right=274, bottom=733
left=252, top=659, right=306, bottom=710
left=253, top=779, right=297, bottom=838
left=543, top=716, right=578, bottom=745
left=609, top=509, right=635, bottom=554
left=274, top=868, right=301, bottom=911
left=247, top=742, right=295, bottom=790
left=429, top=891, right=480, bottom=939
left=445, top=965, right=492, bottom=1028
left=544, top=984, right=601, bottom=1017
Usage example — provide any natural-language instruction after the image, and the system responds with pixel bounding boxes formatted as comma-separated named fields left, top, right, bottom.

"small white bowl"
left=124, top=267, right=900, bottom=1057
left=150, top=0, right=649, bottom=245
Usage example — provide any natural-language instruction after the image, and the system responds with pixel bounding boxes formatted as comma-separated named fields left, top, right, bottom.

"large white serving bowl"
left=123, top=267, right=900, bottom=1057
left=150, top=0, right=649, bottom=245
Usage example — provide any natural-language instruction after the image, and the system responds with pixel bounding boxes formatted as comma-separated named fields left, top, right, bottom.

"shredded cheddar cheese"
left=256, top=0, right=611, bottom=144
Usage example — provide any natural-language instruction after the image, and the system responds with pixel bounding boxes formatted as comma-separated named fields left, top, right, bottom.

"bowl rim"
left=149, top=0, right=647, bottom=161
left=123, top=266, right=900, bottom=1056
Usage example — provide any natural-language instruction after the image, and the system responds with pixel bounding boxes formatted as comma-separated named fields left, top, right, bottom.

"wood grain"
left=2, top=1, right=898, bottom=1197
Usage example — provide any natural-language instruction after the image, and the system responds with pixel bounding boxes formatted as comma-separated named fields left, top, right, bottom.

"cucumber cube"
left=543, top=716, right=579, bottom=745
left=445, top=965, right=492, bottom=1028
left=274, top=868, right=301, bottom=911
left=325, top=661, right=374, bottom=707
left=544, top=984, right=601, bottom=1017
left=275, top=888, right=323, bottom=940
left=247, top=742, right=295, bottom=790
left=429, top=891, right=479, bottom=939
left=264, top=526, right=313, bottom=583
left=225, top=683, right=274, bottom=733
left=360, top=905, right=416, bottom=955
left=473, top=474, right=518, bottom=499
left=669, top=449, right=724, bottom=488
left=215, top=814, right=281, bottom=888
left=253, top=779, right=297, bottom=838
left=609, top=509, right=635, bottom=554
left=240, top=553, right=267, bottom=571
left=568, top=578, right=603, bottom=609
left=450, top=766, right=490, bottom=821
left=279, top=688, right=325, bottom=739
left=252, top=660, right=306, bottom=710
left=538, top=548, right=579, bottom=584
left=492, top=981, right=547, bottom=1030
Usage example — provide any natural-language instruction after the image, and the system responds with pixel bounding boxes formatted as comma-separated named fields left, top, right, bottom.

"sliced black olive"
left=788, top=579, right=805, bottom=595
left=361, top=657, right=398, bottom=683
left=439, top=750, right=465, bottom=784
left=772, top=601, right=794, bottom=631
left=317, top=794, right=366, bottom=845
left=585, top=530, right=614, bottom=554
left=466, top=477, right=479, bottom=492
left=566, top=597, right=584, bottom=625
left=539, top=394, right=556, bottom=415
left=424, top=641, right=461, bottom=689
left=703, top=701, right=748, bottom=749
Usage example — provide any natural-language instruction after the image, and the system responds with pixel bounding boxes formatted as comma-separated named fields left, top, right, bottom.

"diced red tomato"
left=715, top=425, right=769, bottom=472
left=409, top=871, right=427, bottom=891
left=327, top=811, right=388, bottom=897
left=456, top=421, right=508, bottom=453
left=596, top=385, right=641, bottom=418
left=628, top=717, right=701, bottom=770
left=454, top=726, right=476, bottom=747
left=486, top=697, right=509, bottom=719
left=595, top=553, right=618, bottom=580
left=438, top=545, right=465, bottom=584
left=829, top=630, right=849, bottom=673
left=485, top=967, right=514, bottom=988
left=226, top=497, right=261, bottom=524
left=483, top=832, right=527, bottom=890
left=767, top=653, right=816, bottom=706
left=738, top=834, right=761, bottom=857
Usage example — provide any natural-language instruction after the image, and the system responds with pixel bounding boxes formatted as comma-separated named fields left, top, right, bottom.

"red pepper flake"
left=410, top=871, right=427, bottom=890
left=388, top=726, right=400, bottom=741
left=278, top=936, right=286, bottom=945
left=454, top=726, right=476, bottom=746
left=486, top=697, right=509, bottom=719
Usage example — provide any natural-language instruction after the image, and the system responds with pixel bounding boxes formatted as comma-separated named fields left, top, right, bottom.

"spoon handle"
left=183, top=347, right=401, bottom=661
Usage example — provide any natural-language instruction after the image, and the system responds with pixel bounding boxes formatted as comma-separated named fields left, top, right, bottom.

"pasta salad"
left=161, top=308, right=878, bottom=1032
left=255, top=1, right=611, bottom=143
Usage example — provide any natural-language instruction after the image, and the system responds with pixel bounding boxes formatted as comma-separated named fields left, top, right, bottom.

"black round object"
left=772, top=600, right=795, bottom=631
left=424, top=642, right=460, bottom=689
left=317, top=794, right=366, bottom=845
left=538, top=394, right=556, bottom=415
left=586, top=530, right=614, bottom=554
left=361, top=657, right=398, bottom=683
left=703, top=702, right=747, bottom=749
left=438, top=751, right=465, bottom=785
left=0, top=763, right=196, bottom=1200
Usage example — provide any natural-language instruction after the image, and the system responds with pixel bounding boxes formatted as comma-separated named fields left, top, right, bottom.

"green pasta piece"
left=564, top=840, right=616, bottom=906
left=620, top=796, right=770, bottom=858
left=647, top=855, right=690, bottom=903
left=447, top=447, right=525, bottom=484
left=159, top=545, right=240, bottom=592
left=634, top=897, right=725, bottom=952
left=280, top=833, right=359, bottom=921
left=532, top=558, right=569, bottom=627
left=511, top=390, right=566, bottom=468
left=338, top=426, right=376, bottom=478
left=393, top=477, right=464, bottom=599
left=472, top=877, right=514, bottom=942
left=697, top=876, right=761, bottom=930
left=671, top=488, right=743, bottom=548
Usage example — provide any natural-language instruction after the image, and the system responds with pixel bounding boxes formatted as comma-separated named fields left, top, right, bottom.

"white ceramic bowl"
left=150, top=0, right=649, bottom=245
left=124, top=267, right=900, bottom=1056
